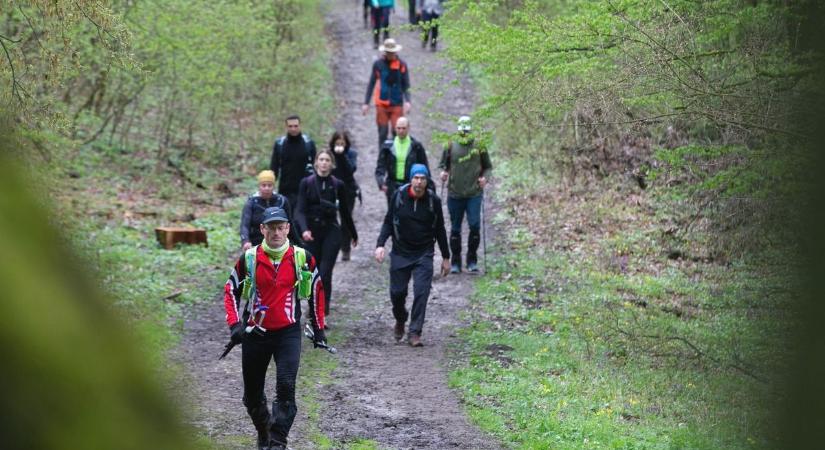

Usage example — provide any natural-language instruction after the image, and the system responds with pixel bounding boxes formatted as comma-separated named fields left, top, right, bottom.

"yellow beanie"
left=257, top=170, right=276, bottom=184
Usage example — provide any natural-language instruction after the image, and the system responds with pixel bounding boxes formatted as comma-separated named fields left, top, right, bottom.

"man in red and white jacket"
left=223, top=206, right=327, bottom=450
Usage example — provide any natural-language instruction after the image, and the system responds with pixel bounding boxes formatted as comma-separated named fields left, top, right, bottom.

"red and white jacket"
left=223, top=245, right=325, bottom=332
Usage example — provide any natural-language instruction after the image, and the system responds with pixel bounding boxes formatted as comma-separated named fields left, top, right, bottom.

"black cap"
left=261, top=206, right=289, bottom=224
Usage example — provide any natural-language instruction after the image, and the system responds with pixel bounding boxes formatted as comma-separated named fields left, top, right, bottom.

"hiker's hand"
left=441, top=259, right=450, bottom=277
left=403, top=101, right=411, bottom=114
left=374, top=247, right=385, bottom=263
left=230, top=322, right=246, bottom=345
left=242, top=242, right=252, bottom=251
left=302, top=230, right=314, bottom=242
left=478, top=176, right=487, bottom=189
left=351, top=239, right=358, bottom=249
left=380, top=184, right=387, bottom=192
left=312, top=328, right=327, bottom=348
left=361, top=104, right=369, bottom=115
left=440, top=171, right=449, bottom=182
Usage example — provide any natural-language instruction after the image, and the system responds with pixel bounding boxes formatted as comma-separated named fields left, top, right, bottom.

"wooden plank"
left=154, top=227, right=208, bottom=249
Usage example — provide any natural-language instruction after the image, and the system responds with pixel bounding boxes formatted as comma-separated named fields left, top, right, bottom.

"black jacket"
left=239, top=194, right=298, bottom=246
left=295, top=174, right=358, bottom=242
left=377, top=184, right=449, bottom=258
left=270, top=133, right=317, bottom=195
left=374, top=136, right=429, bottom=188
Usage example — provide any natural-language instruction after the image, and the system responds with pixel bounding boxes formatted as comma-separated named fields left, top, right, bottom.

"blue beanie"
left=409, top=163, right=429, bottom=179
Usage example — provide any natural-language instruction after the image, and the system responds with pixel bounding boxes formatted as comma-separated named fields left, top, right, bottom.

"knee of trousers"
left=390, top=289, right=408, bottom=302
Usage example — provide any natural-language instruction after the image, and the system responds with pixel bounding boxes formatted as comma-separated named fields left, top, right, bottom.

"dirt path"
left=171, top=2, right=501, bottom=449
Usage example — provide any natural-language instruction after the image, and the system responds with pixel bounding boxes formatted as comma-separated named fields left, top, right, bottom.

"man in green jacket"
left=438, top=116, right=493, bottom=273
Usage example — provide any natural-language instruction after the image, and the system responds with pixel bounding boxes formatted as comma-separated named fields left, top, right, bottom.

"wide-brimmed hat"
left=379, top=38, right=402, bottom=53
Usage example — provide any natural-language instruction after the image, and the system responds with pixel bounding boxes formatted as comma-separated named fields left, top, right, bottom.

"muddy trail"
left=171, top=2, right=501, bottom=449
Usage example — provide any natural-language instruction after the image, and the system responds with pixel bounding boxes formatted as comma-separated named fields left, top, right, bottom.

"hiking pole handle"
left=304, top=323, right=338, bottom=354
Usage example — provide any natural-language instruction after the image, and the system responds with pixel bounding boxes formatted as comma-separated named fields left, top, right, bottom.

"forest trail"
left=171, top=2, right=501, bottom=449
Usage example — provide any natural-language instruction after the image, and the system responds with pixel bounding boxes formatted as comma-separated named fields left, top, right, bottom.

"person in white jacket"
left=417, top=0, right=444, bottom=51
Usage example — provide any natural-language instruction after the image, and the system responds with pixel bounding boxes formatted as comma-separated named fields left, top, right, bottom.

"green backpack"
left=241, top=245, right=312, bottom=303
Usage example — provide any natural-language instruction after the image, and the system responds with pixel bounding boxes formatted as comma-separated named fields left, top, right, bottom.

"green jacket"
left=438, top=139, right=493, bottom=199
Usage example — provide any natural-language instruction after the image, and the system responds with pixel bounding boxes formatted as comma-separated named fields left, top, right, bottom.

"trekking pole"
left=481, top=195, right=487, bottom=274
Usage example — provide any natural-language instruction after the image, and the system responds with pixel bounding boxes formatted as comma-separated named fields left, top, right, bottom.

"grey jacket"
left=416, top=0, right=443, bottom=14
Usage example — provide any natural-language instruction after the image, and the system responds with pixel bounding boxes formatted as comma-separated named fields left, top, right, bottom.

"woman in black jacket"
left=296, top=149, right=358, bottom=318
left=329, top=130, right=360, bottom=261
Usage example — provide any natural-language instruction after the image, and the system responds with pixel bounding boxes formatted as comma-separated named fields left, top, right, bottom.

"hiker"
left=407, top=0, right=418, bottom=25
left=269, top=115, right=317, bottom=216
left=223, top=206, right=328, bottom=450
left=369, top=0, right=395, bottom=49
left=363, top=0, right=371, bottom=29
left=240, top=170, right=301, bottom=251
left=375, top=116, right=430, bottom=206
left=295, top=149, right=358, bottom=318
left=417, top=0, right=444, bottom=51
left=374, top=164, right=450, bottom=347
left=329, top=130, right=360, bottom=261
left=439, top=116, right=492, bottom=273
left=362, top=38, right=411, bottom=149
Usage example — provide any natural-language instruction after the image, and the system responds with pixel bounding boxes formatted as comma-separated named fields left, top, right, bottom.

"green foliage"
left=450, top=226, right=787, bottom=449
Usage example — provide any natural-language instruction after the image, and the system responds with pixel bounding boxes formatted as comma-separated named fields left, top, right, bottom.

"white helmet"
left=457, top=115, right=472, bottom=132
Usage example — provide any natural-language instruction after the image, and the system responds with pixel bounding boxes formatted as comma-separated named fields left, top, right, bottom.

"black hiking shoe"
left=394, top=321, right=405, bottom=342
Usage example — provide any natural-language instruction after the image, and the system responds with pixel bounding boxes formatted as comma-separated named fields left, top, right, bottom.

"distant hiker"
left=240, top=170, right=300, bottom=251
left=417, top=0, right=444, bottom=51
left=295, top=149, right=358, bottom=318
left=439, top=116, right=492, bottom=273
left=374, top=116, right=430, bottom=206
left=369, top=0, right=395, bottom=49
left=269, top=115, right=317, bottom=216
left=223, top=206, right=328, bottom=450
left=363, top=0, right=371, bottom=28
left=329, top=130, right=360, bottom=261
left=407, top=0, right=418, bottom=25
left=361, top=38, right=411, bottom=148
left=374, top=164, right=450, bottom=347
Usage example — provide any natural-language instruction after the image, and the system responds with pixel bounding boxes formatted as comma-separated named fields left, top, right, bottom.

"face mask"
left=334, top=145, right=345, bottom=153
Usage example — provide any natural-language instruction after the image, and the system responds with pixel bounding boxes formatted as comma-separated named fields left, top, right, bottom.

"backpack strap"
left=242, top=246, right=259, bottom=303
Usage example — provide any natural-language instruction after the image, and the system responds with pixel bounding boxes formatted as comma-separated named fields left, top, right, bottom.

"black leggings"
left=305, top=222, right=342, bottom=315
left=242, top=324, right=301, bottom=445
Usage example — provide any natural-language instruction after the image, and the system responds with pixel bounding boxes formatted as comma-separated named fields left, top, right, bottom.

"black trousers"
left=242, top=324, right=301, bottom=446
left=305, top=221, right=342, bottom=315
left=389, top=251, right=434, bottom=336
left=340, top=187, right=358, bottom=253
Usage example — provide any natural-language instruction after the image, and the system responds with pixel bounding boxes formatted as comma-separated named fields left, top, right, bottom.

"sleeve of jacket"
left=401, top=60, right=411, bottom=102
left=270, top=139, right=281, bottom=174
left=375, top=146, right=388, bottom=188
left=433, top=196, right=450, bottom=259
left=240, top=198, right=253, bottom=244
left=480, top=145, right=493, bottom=178
left=282, top=196, right=301, bottom=245
left=305, top=251, right=325, bottom=330
left=347, top=148, right=358, bottom=173
left=438, top=144, right=450, bottom=171
left=377, top=190, right=395, bottom=247
left=415, top=140, right=430, bottom=171
left=365, top=61, right=378, bottom=105
left=223, top=254, right=246, bottom=327
left=337, top=179, right=358, bottom=243
left=294, top=178, right=310, bottom=235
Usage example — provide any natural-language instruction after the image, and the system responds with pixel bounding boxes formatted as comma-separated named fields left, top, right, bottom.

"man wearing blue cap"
left=222, top=206, right=329, bottom=450
left=374, top=164, right=450, bottom=347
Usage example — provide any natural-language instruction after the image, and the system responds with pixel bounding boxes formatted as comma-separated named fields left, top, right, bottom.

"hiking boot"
left=269, top=440, right=287, bottom=450
left=450, top=264, right=461, bottom=274
left=467, top=262, right=479, bottom=273
left=341, top=249, right=350, bottom=261
left=394, top=321, right=405, bottom=342
left=408, top=333, right=423, bottom=347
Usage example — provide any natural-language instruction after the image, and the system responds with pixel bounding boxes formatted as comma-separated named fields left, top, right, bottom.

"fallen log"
left=154, top=227, right=208, bottom=249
